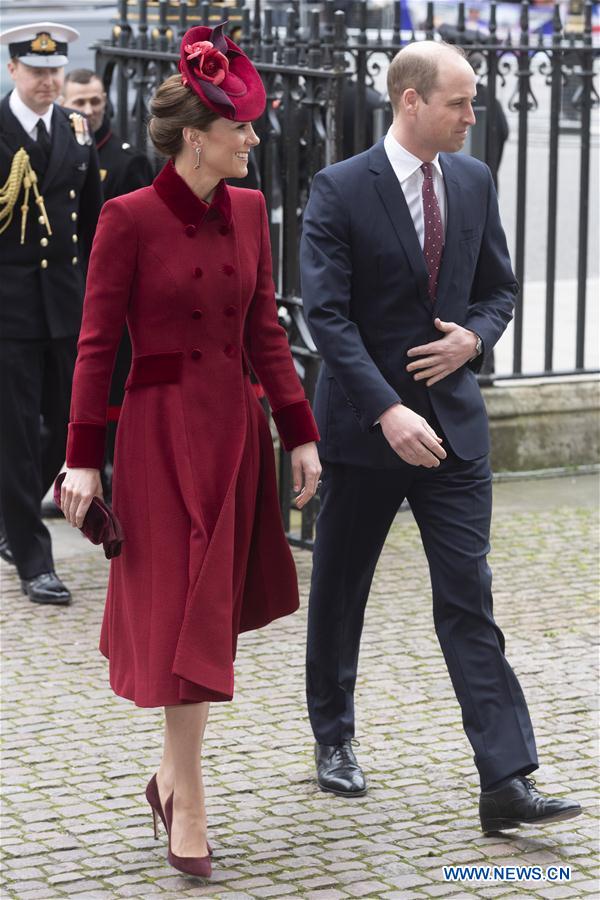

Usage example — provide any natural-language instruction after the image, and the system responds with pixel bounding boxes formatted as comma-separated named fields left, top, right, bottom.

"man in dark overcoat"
left=0, top=23, right=102, bottom=603
left=62, top=68, right=154, bottom=496
left=300, top=41, right=581, bottom=833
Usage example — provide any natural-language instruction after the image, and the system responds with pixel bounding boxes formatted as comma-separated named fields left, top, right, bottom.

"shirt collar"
left=9, top=89, right=54, bottom=136
left=384, top=128, right=443, bottom=182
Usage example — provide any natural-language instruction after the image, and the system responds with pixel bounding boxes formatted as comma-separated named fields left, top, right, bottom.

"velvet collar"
left=153, top=158, right=232, bottom=227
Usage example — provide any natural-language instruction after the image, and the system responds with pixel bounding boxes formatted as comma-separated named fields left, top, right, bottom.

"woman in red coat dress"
left=60, top=25, right=321, bottom=879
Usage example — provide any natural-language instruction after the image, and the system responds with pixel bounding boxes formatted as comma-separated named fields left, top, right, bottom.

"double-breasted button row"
left=184, top=223, right=230, bottom=238
left=188, top=345, right=238, bottom=360
left=189, top=307, right=236, bottom=320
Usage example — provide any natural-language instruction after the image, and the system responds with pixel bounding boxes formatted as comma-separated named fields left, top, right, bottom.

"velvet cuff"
left=272, top=399, right=320, bottom=452
left=66, top=422, right=106, bottom=470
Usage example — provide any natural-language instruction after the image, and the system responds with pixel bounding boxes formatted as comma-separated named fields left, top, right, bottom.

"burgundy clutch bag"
left=54, top=472, right=124, bottom=559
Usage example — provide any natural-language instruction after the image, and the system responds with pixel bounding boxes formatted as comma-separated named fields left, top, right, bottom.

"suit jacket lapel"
left=435, top=155, right=460, bottom=311
left=369, top=142, right=430, bottom=305
left=42, top=106, right=70, bottom=191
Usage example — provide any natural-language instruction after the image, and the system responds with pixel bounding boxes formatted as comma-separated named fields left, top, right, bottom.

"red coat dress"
left=66, top=160, right=319, bottom=707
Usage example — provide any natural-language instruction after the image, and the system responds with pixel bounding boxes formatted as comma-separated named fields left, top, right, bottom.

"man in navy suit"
left=300, top=41, right=580, bottom=833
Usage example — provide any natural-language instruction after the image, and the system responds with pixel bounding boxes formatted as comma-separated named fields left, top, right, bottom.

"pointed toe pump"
left=164, top=792, right=212, bottom=878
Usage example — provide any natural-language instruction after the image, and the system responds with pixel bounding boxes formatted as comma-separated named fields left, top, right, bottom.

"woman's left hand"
left=291, top=442, right=322, bottom=509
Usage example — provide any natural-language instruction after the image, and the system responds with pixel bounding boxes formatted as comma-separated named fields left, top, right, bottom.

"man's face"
left=8, top=60, right=64, bottom=114
left=414, top=59, right=477, bottom=156
left=62, top=77, right=107, bottom=133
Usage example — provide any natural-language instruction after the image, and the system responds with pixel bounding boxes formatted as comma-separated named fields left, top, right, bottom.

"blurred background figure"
left=61, top=68, right=154, bottom=501
left=0, top=22, right=102, bottom=604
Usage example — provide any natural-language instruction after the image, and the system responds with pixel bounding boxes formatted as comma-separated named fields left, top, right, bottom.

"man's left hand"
left=406, top=318, right=478, bottom=387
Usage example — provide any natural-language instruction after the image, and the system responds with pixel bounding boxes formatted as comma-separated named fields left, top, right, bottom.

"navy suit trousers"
left=306, top=452, right=539, bottom=790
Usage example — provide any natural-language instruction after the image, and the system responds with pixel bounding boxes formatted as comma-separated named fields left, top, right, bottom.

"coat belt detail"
left=125, top=350, right=184, bottom=391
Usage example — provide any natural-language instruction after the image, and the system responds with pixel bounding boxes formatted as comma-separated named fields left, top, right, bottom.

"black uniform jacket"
left=0, top=94, right=103, bottom=339
left=95, top=118, right=154, bottom=202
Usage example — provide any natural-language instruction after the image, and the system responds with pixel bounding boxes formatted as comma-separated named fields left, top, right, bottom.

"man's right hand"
left=379, top=403, right=447, bottom=468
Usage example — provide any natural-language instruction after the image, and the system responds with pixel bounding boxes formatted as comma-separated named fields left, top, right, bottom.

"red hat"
left=178, top=23, right=266, bottom=122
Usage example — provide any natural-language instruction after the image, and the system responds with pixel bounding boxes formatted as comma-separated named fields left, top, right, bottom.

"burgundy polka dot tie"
left=421, top=162, right=444, bottom=302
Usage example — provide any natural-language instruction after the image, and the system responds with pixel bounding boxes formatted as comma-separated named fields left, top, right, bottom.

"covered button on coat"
left=66, top=161, right=319, bottom=707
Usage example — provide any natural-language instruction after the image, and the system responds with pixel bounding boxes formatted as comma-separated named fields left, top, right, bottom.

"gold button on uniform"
left=38, top=215, right=45, bottom=225
left=40, top=237, right=48, bottom=247
left=72, top=234, right=78, bottom=243
left=69, top=189, right=76, bottom=199
left=71, top=212, right=78, bottom=222
left=72, top=257, right=78, bottom=265
left=41, top=259, right=48, bottom=269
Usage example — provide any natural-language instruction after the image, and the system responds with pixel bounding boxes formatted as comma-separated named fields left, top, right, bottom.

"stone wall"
left=484, top=379, right=600, bottom=472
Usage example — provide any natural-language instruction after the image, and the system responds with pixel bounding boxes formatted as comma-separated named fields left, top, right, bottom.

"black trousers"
left=0, top=337, right=77, bottom=579
left=306, top=454, right=539, bottom=790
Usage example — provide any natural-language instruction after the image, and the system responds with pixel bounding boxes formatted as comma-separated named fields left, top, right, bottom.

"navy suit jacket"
left=300, top=139, right=517, bottom=466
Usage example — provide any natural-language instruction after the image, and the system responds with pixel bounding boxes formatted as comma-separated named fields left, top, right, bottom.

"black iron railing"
left=94, top=0, right=599, bottom=547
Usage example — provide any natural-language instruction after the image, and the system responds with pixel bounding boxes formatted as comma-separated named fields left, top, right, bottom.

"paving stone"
left=1, top=477, right=598, bottom=898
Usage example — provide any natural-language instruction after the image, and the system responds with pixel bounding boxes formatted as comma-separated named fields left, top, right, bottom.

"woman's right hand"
left=60, top=468, right=103, bottom=528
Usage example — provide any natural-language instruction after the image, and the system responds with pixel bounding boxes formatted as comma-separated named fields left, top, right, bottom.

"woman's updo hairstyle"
left=148, top=73, right=220, bottom=158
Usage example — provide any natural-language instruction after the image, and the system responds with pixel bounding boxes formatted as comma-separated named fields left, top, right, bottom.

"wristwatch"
left=470, top=332, right=483, bottom=360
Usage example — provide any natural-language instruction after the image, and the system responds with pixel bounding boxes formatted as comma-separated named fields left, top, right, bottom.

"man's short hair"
left=387, top=42, right=466, bottom=110
left=64, top=67, right=102, bottom=87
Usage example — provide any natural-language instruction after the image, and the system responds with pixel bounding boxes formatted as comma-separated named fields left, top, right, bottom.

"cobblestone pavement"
left=1, top=474, right=598, bottom=900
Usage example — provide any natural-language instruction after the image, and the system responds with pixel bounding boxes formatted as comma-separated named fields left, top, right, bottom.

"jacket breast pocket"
left=125, top=351, right=184, bottom=391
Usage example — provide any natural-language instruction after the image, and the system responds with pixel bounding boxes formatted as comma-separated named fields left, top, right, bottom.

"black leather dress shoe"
left=0, top=530, right=15, bottom=565
left=21, top=572, right=71, bottom=606
left=480, top=776, right=582, bottom=834
left=315, top=740, right=367, bottom=797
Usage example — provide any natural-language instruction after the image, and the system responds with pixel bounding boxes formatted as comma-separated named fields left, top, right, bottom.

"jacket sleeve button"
left=192, top=309, right=203, bottom=320
left=193, top=267, right=203, bottom=278
left=184, top=224, right=197, bottom=237
left=191, top=349, right=203, bottom=360
left=219, top=225, right=229, bottom=236
left=224, top=306, right=236, bottom=317
left=224, top=344, right=236, bottom=358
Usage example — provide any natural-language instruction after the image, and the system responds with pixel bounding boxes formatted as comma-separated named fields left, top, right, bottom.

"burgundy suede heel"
left=145, top=774, right=168, bottom=838
left=145, top=774, right=213, bottom=855
left=164, top=792, right=212, bottom=878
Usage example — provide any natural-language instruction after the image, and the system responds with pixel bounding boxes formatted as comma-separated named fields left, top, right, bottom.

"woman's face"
left=197, top=117, right=260, bottom=180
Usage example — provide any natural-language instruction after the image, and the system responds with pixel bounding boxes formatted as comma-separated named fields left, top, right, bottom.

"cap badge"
left=31, top=33, right=56, bottom=53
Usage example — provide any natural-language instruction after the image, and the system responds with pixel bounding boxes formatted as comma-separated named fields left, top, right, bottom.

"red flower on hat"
left=184, top=40, right=229, bottom=86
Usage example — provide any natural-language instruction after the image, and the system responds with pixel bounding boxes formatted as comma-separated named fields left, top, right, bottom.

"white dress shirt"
left=9, top=89, right=54, bottom=140
left=383, top=128, right=446, bottom=248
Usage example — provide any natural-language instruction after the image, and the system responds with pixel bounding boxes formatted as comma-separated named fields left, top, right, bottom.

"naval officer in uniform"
left=0, top=22, right=103, bottom=604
